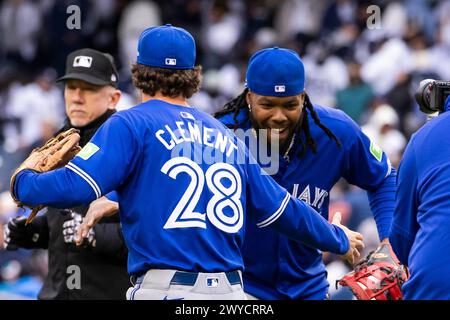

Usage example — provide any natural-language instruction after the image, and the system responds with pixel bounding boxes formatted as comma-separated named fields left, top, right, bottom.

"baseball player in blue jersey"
left=215, top=47, right=396, bottom=300
left=390, top=95, right=450, bottom=299
left=11, top=25, right=363, bottom=300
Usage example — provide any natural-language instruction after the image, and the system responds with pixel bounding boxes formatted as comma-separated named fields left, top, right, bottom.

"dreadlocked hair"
left=298, top=93, right=342, bottom=156
left=214, top=88, right=249, bottom=130
left=214, top=90, right=342, bottom=157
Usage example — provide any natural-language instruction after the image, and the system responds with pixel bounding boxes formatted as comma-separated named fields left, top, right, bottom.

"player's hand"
left=332, top=212, right=365, bottom=265
left=63, top=210, right=96, bottom=247
left=3, top=216, right=45, bottom=250
left=75, top=196, right=118, bottom=246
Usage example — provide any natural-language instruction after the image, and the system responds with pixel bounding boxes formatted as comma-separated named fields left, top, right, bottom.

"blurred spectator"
left=0, top=192, right=18, bottom=221
left=336, top=61, right=374, bottom=123
left=381, top=0, right=408, bottom=38
left=0, top=68, right=22, bottom=145
left=429, top=0, right=450, bottom=81
left=202, top=0, right=244, bottom=69
left=0, top=0, right=42, bottom=69
left=303, top=41, right=349, bottom=107
left=242, top=0, right=277, bottom=40
left=190, top=63, right=242, bottom=114
left=0, top=255, right=45, bottom=299
left=117, top=0, right=161, bottom=91
left=385, top=72, right=414, bottom=135
left=4, top=69, right=64, bottom=150
left=362, top=104, right=406, bottom=167
left=84, top=0, right=123, bottom=57
left=329, top=180, right=373, bottom=236
left=275, top=0, right=329, bottom=41
left=37, top=0, right=91, bottom=74
left=360, top=37, right=412, bottom=96
left=404, top=0, right=435, bottom=42
left=321, top=0, right=357, bottom=37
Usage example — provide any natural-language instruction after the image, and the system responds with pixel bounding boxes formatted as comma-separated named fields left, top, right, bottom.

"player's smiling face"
left=246, top=91, right=304, bottom=151
left=64, top=79, right=119, bottom=127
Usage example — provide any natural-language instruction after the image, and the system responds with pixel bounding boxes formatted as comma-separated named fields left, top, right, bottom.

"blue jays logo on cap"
left=246, top=47, right=306, bottom=97
left=137, top=24, right=196, bottom=70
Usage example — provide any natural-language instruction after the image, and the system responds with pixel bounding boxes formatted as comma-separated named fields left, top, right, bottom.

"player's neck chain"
left=283, top=133, right=296, bottom=163
left=250, top=128, right=296, bottom=162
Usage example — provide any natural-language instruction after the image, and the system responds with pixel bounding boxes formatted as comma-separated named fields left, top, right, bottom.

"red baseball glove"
left=337, top=242, right=409, bottom=300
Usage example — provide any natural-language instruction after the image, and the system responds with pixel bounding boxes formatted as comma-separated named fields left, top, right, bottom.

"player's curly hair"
left=131, top=63, right=202, bottom=98
left=214, top=89, right=342, bottom=157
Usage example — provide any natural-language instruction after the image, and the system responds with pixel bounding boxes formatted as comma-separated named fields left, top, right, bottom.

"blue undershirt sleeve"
left=367, top=168, right=397, bottom=240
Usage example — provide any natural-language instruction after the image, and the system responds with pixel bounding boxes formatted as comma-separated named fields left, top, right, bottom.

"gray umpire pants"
left=126, top=269, right=247, bottom=300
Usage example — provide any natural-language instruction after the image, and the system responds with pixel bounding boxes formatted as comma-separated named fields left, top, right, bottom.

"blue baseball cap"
left=137, top=24, right=196, bottom=70
left=246, top=47, right=305, bottom=97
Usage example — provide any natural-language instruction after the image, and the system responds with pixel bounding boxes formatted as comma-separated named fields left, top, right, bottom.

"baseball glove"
left=10, top=128, right=81, bottom=225
left=337, top=242, right=409, bottom=300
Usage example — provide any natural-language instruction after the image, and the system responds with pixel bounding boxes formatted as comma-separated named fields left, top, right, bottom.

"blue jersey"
left=218, top=104, right=394, bottom=299
left=390, top=111, right=450, bottom=300
left=14, top=100, right=350, bottom=276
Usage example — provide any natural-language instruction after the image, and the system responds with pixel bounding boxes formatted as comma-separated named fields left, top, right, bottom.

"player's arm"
left=342, top=117, right=395, bottom=242
left=366, top=169, right=396, bottom=243
left=91, top=217, right=127, bottom=261
left=390, top=139, right=420, bottom=266
left=13, top=168, right=97, bottom=208
left=246, top=161, right=363, bottom=262
left=76, top=195, right=120, bottom=246
left=12, top=115, right=140, bottom=210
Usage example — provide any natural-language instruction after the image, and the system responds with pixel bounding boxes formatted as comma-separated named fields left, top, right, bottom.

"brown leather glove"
left=10, top=128, right=81, bottom=224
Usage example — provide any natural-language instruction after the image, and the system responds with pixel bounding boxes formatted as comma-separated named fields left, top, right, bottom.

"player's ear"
left=246, top=90, right=253, bottom=107
left=299, top=92, right=306, bottom=108
left=108, top=88, right=122, bottom=109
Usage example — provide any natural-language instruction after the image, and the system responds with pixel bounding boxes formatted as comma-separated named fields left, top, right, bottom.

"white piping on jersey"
left=66, top=162, right=101, bottom=199
left=385, top=157, right=392, bottom=178
left=256, top=192, right=290, bottom=228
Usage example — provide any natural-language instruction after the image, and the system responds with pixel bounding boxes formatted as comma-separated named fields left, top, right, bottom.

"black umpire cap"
left=57, top=48, right=119, bottom=88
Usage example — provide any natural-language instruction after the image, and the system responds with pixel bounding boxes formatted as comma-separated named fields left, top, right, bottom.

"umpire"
left=3, top=49, right=130, bottom=299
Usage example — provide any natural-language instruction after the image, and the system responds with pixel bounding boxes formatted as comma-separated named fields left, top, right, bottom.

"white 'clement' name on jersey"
left=155, top=121, right=238, bottom=157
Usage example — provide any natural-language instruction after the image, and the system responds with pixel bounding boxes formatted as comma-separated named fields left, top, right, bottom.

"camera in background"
left=415, top=79, right=450, bottom=114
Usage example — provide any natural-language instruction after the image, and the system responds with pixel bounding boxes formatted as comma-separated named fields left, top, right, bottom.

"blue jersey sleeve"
left=67, top=114, right=141, bottom=198
left=342, top=119, right=394, bottom=241
left=14, top=168, right=97, bottom=208
left=13, top=114, right=140, bottom=209
left=390, top=140, right=419, bottom=266
left=343, top=122, right=391, bottom=189
left=246, top=161, right=349, bottom=255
